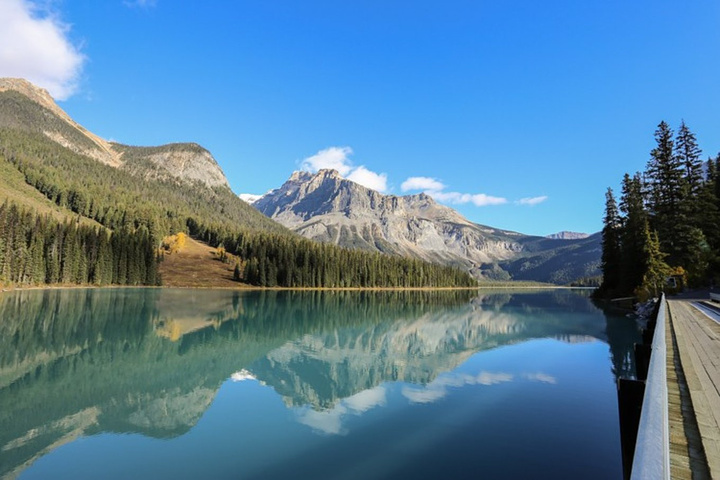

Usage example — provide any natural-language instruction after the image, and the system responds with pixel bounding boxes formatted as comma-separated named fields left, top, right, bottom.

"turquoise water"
left=0, top=288, right=640, bottom=479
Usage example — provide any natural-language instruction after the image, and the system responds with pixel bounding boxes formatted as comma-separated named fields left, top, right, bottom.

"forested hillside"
left=0, top=202, right=158, bottom=286
left=191, top=220, right=476, bottom=288
left=0, top=79, right=476, bottom=288
left=0, top=129, right=287, bottom=237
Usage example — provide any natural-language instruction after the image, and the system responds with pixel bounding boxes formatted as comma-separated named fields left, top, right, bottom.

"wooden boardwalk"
left=667, top=299, right=720, bottom=479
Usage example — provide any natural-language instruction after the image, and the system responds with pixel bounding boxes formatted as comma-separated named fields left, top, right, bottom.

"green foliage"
left=599, top=121, right=720, bottom=297
left=599, top=187, right=621, bottom=293
left=637, top=226, right=672, bottom=299
left=189, top=219, right=477, bottom=288
left=0, top=201, right=158, bottom=286
left=0, top=128, right=287, bottom=239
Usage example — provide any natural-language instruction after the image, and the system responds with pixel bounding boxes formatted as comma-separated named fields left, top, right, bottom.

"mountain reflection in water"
left=0, top=288, right=639, bottom=479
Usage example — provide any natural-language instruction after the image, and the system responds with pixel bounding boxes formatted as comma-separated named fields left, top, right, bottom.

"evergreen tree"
left=600, top=187, right=622, bottom=294
left=675, top=121, right=704, bottom=203
left=0, top=201, right=158, bottom=288
left=645, top=121, right=685, bottom=264
left=233, top=262, right=241, bottom=281
left=619, top=173, right=648, bottom=294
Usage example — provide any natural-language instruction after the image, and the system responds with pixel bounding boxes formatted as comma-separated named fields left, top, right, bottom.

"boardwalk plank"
left=667, top=299, right=720, bottom=479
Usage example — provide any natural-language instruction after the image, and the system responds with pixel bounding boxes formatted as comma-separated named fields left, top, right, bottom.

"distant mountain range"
left=0, top=77, right=600, bottom=286
left=252, top=169, right=601, bottom=283
left=546, top=231, right=590, bottom=240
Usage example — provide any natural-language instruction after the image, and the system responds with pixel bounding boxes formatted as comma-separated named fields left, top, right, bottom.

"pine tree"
left=675, top=121, right=704, bottom=201
left=233, top=262, right=241, bottom=281
left=619, top=173, right=649, bottom=294
left=600, top=188, right=622, bottom=294
left=645, top=121, right=689, bottom=266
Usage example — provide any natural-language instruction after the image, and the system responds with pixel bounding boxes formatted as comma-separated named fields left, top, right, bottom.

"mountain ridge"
left=0, top=76, right=288, bottom=238
left=254, top=169, right=601, bottom=283
left=546, top=231, right=590, bottom=240
left=0, top=77, right=476, bottom=289
left=0, top=77, right=229, bottom=189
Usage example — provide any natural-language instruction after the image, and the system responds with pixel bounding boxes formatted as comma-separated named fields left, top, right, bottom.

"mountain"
left=254, top=169, right=526, bottom=274
left=1, top=78, right=226, bottom=190
left=254, top=169, right=601, bottom=283
left=0, top=77, right=285, bottom=235
left=546, top=231, right=590, bottom=240
left=0, top=77, right=475, bottom=289
left=500, top=232, right=602, bottom=284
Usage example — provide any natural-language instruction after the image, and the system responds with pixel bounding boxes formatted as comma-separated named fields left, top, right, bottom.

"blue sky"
left=2, top=0, right=720, bottom=236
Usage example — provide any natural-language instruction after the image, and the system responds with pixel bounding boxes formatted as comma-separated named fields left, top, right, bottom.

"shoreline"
left=0, top=283, right=591, bottom=293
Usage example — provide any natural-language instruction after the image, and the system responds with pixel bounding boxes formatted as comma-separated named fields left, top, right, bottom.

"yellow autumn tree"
left=162, top=232, right=187, bottom=254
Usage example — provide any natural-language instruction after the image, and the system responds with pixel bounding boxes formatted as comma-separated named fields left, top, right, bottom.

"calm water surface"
left=0, top=288, right=640, bottom=479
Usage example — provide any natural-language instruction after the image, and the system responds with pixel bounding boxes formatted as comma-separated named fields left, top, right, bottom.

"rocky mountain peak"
left=253, top=170, right=532, bottom=277
left=252, top=170, right=601, bottom=283
left=0, top=77, right=123, bottom=167
left=111, top=142, right=230, bottom=189
left=0, top=77, right=230, bottom=190
left=0, top=78, right=56, bottom=110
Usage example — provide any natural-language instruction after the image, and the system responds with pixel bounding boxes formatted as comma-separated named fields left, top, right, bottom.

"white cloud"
left=239, top=193, right=263, bottom=204
left=401, top=176, right=446, bottom=192
left=296, top=405, right=346, bottom=435
left=401, top=175, right=507, bottom=207
left=402, top=387, right=446, bottom=404
left=401, top=174, right=550, bottom=208
left=343, top=386, right=386, bottom=413
left=347, top=166, right=388, bottom=193
left=425, top=190, right=508, bottom=207
left=301, top=146, right=354, bottom=176
left=523, top=372, right=557, bottom=384
left=402, top=371, right=514, bottom=404
left=516, top=196, right=548, bottom=206
left=0, top=0, right=85, bottom=100
left=295, top=386, right=386, bottom=435
left=300, top=146, right=389, bottom=193
left=469, top=193, right=508, bottom=207
left=230, top=369, right=257, bottom=382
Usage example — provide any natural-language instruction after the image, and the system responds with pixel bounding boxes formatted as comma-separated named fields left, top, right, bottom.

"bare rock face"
left=0, top=77, right=230, bottom=190
left=254, top=170, right=602, bottom=282
left=148, top=149, right=228, bottom=188
left=113, top=143, right=230, bottom=189
left=546, top=231, right=589, bottom=240
left=254, top=169, right=528, bottom=276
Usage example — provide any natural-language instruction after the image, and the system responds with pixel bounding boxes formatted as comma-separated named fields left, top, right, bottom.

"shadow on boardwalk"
left=667, top=298, right=720, bottom=479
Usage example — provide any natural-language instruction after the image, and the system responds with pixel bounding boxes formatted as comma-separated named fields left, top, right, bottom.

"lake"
left=0, top=288, right=640, bottom=479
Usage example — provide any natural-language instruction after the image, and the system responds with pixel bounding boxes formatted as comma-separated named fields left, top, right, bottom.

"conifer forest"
left=598, top=121, right=720, bottom=298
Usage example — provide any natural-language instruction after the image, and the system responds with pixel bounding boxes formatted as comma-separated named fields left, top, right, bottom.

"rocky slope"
left=0, top=77, right=228, bottom=189
left=113, top=143, right=229, bottom=189
left=546, top=231, right=590, bottom=240
left=255, top=170, right=527, bottom=274
left=254, top=169, right=601, bottom=283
